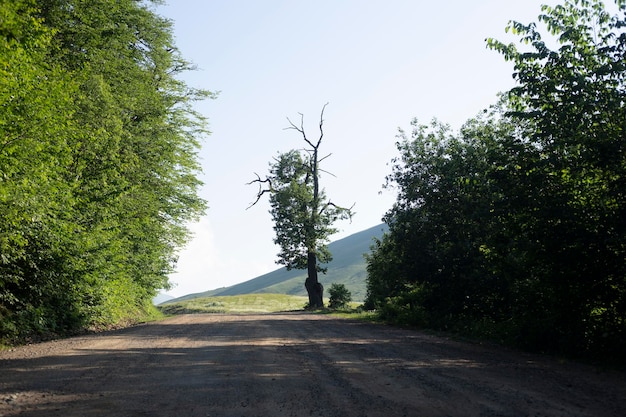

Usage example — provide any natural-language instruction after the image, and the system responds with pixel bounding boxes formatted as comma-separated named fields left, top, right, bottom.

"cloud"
left=167, top=216, right=279, bottom=297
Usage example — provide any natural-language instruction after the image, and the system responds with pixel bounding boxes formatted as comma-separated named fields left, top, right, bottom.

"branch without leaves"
left=246, top=173, right=273, bottom=209
left=285, top=102, right=328, bottom=150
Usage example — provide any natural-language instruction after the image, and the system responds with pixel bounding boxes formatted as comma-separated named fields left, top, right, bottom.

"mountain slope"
left=153, top=293, right=175, bottom=305
left=171, top=223, right=387, bottom=303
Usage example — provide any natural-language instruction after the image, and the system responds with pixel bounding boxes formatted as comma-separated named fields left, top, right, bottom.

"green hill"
left=170, top=223, right=387, bottom=303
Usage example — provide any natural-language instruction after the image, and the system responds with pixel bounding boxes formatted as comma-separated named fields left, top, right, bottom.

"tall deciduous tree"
left=249, top=105, right=353, bottom=308
left=486, top=0, right=626, bottom=354
left=1, top=0, right=213, bottom=340
left=366, top=0, right=626, bottom=362
left=1, top=0, right=82, bottom=334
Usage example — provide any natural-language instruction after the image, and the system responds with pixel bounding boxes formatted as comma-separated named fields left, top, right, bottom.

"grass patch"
left=326, top=305, right=380, bottom=323
left=158, top=293, right=310, bottom=315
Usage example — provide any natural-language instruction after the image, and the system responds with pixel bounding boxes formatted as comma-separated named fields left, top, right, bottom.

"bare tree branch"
left=318, top=152, right=332, bottom=163
left=246, top=172, right=273, bottom=209
left=318, top=168, right=336, bottom=178
left=317, top=102, right=329, bottom=148
left=284, top=102, right=329, bottom=151
left=286, top=112, right=314, bottom=150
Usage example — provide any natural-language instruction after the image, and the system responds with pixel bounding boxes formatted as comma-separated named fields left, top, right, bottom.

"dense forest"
left=0, top=0, right=212, bottom=341
left=365, top=0, right=626, bottom=363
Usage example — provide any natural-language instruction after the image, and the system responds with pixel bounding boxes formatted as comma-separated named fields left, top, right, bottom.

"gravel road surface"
left=1, top=313, right=624, bottom=416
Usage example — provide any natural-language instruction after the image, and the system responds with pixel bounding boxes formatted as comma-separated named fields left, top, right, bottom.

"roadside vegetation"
left=328, top=283, right=352, bottom=310
left=2, top=0, right=624, bottom=371
left=0, top=0, right=212, bottom=345
left=364, top=0, right=626, bottom=366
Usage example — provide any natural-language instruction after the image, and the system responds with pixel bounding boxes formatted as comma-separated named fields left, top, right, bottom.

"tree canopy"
left=0, top=0, right=213, bottom=341
left=250, top=106, right=353, bottom=308
left=365, top=0, right=626, bottom=363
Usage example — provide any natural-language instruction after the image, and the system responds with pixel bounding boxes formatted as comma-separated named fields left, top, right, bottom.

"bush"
left=329, top=283, right=352, bottom=309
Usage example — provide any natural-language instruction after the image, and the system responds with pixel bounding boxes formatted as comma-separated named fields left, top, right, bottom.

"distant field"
left=157, top=293, right=310, bottom=314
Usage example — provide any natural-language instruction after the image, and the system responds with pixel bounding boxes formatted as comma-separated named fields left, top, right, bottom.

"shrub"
left=329, top=283, right=352, bottom=309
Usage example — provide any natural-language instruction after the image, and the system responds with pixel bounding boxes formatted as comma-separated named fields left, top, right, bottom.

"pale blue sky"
left=155, top=0, right=582, bottom=297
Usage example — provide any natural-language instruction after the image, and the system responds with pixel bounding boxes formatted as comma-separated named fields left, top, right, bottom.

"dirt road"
left=1, top=313, right=624, bottom=417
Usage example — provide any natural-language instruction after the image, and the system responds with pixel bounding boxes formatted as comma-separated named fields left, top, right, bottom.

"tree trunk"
left=305, top=251, right=324, bottom=308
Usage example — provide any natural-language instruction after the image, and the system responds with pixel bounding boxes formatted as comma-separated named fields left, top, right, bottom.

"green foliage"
left=328, top=283, right=352, bottom=309
left=264, top=148, right=352, bottom=275
left=366, top=0, right=626, bottom=364
left=268, top=150, right=335, bottom=271
left=250, top=106, right=352, bottom=308
left=0, top=0, right=212, bottom=343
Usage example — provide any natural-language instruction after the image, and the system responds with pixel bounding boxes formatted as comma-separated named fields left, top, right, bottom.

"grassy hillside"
left=170, top=223, right=387, bottom=303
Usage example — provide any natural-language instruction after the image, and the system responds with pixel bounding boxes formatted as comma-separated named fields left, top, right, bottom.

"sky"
left=154, top=0, right=573, bottom=297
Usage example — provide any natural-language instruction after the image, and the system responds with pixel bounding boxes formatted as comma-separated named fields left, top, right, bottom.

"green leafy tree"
left=366, top=0, right=626, bottom=362
left=328, top=283, right=352, bottom=310
left=249, top=105, right=353, bottom=308
left=0, top=0, right=83, bottom=335
left=365, top=116, right=507, bottom=325
left=1, top=0, right=213, bottom=340
left=40, top=0, right=212, bottom=323
left=486, top=0, right=626, bottom=355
